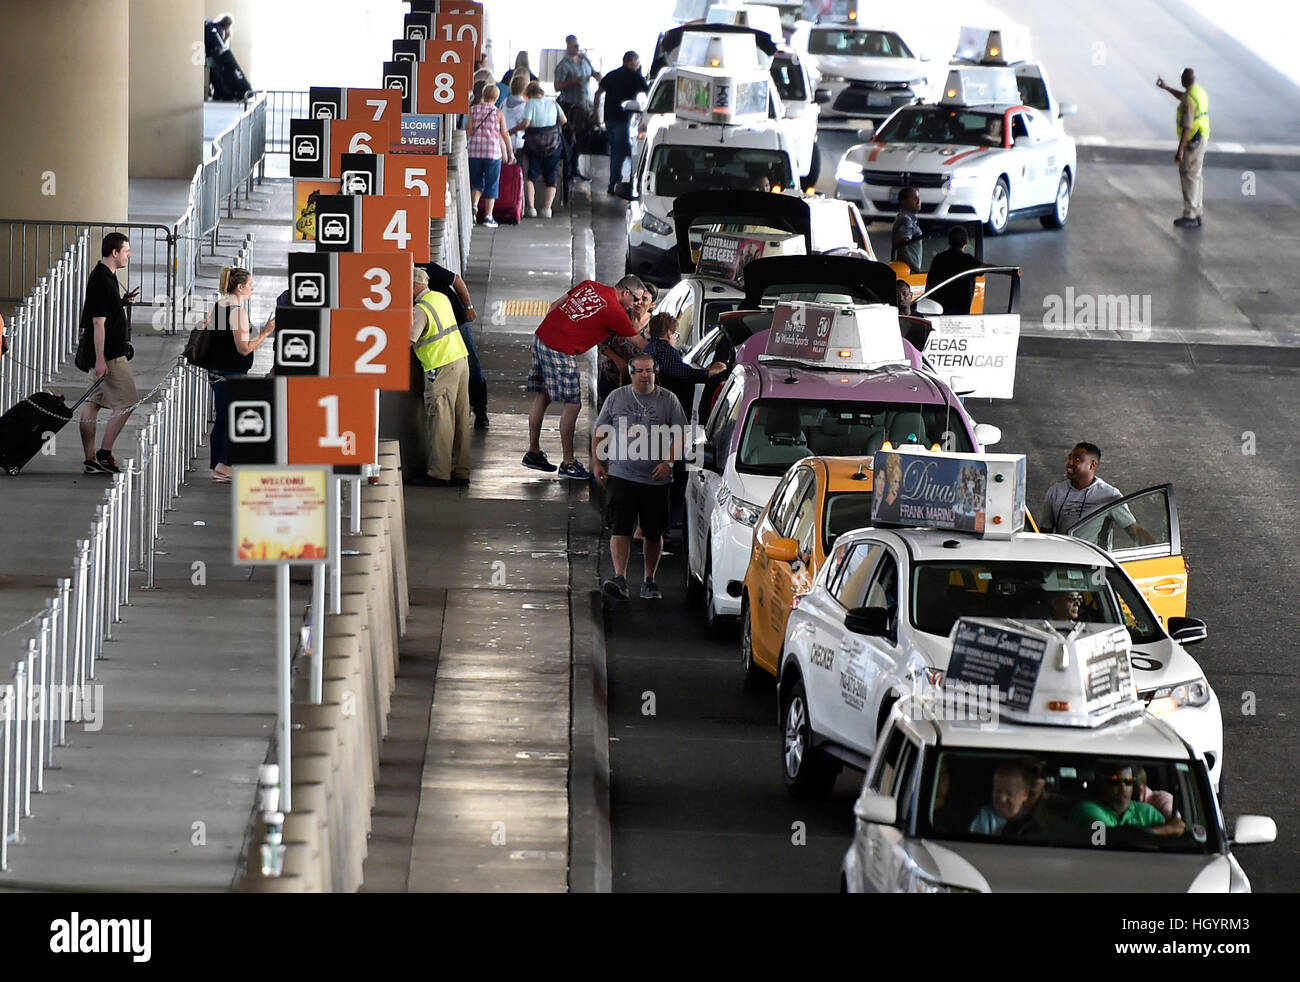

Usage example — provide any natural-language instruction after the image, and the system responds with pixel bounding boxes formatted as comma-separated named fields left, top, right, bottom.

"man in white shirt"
left=1041, top=442, right=1155, bottom=545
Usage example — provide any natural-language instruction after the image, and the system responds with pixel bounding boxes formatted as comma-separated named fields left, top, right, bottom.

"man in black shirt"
left=78, top=232, right=140, bottom=474
left=596, top=51, right=649, bottom=194
left=418, top=261, right=490, bottom=428
left=924, top=225, right=984, bottom=316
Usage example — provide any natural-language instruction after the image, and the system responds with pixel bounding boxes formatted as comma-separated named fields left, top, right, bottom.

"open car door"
left=890, top=219, right=986, bottom=312
left=914, top=265, right=1021, bottom=400
left=1066, top=484, right=1188, bottom=624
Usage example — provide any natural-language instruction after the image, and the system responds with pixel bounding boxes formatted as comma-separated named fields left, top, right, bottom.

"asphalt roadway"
left=590, top=137, right=1300, bottom=895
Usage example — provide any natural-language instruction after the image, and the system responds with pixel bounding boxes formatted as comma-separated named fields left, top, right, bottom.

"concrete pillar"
left=129, top=0, right=204, bottom=179
left=0, top=0, right=129, bottom=221
left=205, top=0, right=256, bottom=85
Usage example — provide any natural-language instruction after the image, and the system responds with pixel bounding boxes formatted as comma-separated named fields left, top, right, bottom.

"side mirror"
left=853, top=789, right=897, bottom=825
left=764, top=536, right=799, bottom=563
left=914, top=297, right=942, bottom=317
left=814, top=87, right=832, bottom=104
left=855, top=126, right=874, bottom=142
left=1167, top=616, right=1208, bottom=645
left=1231, top=815, right=1277, bottom=845
left=613, top=181, right=636, bottom=201
left=844, top=605, right=890, bottom=636
left=1058, top=102, right=1078, bottom=117
left=699, top=441, right=718, bottom=473
left=974, top=422, right=1002, bottom=447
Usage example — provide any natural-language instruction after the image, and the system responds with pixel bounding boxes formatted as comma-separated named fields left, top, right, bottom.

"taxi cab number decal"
left=840, top=655, right=868, bottom=710
left=810, top=642, right=835, bottom=670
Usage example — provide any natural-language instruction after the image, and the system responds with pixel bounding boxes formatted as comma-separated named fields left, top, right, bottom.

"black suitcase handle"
left=66, top=376, right=106, bottom=413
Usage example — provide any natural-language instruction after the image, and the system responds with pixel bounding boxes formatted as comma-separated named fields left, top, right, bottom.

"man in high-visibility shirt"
left=409, top=265, right=471, bottom=487
left=1156, top=68, right=1209, bottom=228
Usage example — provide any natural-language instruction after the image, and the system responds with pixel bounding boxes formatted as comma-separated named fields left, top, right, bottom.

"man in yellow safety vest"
left=409, top=265, right=471, bottom=487
left=1156, top=67, right=1209, bottom=228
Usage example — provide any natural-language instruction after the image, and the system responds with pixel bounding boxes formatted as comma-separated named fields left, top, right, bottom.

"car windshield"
left=808, top=28, right=913, bottom=58
left=770, top=57, right=807, bottom=102
left=916, top=750, right=1221, bottom=854
left=736, top=400, right=971, bottom=475
left=909, top=560, right=1165, bottom=645
left=823, top=490, right=876, bottom=551
left=650, top=146, right=793, bottom=198
left=874, top=107, right=1003, bottom=148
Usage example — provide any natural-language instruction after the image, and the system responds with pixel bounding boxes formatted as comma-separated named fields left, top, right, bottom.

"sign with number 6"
left=329, top=117, right=396, bottom=176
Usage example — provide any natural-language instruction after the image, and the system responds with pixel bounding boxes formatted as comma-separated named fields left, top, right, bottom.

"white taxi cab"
left=777, top=448, right=1225, bottom=796
left=834, top=65, right=1077, bottom=234
left=839, top=643, right=1273, bottom=893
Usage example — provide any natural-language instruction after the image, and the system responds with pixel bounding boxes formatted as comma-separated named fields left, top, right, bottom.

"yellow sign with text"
left=233, top=467, right=331, bottom=565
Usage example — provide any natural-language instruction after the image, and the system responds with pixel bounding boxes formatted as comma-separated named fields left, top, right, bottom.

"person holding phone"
left=78, top=232, right=141, bottom=475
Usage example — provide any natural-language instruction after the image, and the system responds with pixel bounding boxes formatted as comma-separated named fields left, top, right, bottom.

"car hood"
left=907, top=839, right=1230, bottom=893
left=731, top=470, right=781, bottom=509
left=854, top=142, right=998, bottom=173
left=814, top=56, right=926, bottom=84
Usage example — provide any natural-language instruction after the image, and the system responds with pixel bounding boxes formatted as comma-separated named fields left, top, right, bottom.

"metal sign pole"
left=310, top=565, right=325, bottom=705
left=331, top=476, right=343, bottom=614
left=276, top=562, right=292, bottom=813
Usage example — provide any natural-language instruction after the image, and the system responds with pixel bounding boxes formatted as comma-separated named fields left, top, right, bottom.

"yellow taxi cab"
left=889, top=219, right=987, bottom=314
left=742, top=455, right=880, bottom=685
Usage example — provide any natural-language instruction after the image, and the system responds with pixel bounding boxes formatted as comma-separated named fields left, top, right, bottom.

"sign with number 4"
left=361, top=195, right=431, bottom=262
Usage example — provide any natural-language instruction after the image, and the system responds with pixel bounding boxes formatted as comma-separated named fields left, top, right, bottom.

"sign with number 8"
left=416, top=54, right=472, bottom=113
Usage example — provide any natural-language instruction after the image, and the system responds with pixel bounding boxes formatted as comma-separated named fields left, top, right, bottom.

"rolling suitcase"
left=492, top=162, right=525, bottom=224
left=0, top=377, right=104, bottom=475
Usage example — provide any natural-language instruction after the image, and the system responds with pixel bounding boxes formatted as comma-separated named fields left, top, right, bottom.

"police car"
left=683, top=288, right=1005, bottom=633
left=839, top=637, right=1272, bottom=893
left=776, top=448, right=1225, bottom=799
left=834, top=65, right=1077, bottom=234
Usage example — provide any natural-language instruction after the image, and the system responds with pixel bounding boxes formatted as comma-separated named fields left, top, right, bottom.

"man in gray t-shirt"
left=593, top=352, right=687, bottom=601
left=1041, top=442, right=1155, bottom=545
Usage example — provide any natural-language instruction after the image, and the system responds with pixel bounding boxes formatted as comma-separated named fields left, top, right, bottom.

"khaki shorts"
left=85, top=356, right=138, bottom=410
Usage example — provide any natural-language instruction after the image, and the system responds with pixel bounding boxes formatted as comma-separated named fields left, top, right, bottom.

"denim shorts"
left=468, top=156, right=502, bottom=198
left=527, top=148, right=562, bottom=187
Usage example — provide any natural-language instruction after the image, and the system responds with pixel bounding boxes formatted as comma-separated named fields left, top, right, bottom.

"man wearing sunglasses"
left=1070, top=764, right=1186, bottom=835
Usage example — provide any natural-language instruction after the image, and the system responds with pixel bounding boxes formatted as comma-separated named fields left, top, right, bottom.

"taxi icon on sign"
left=319, top=215, right=350, bottom=243
left=294, top=135, right=320, bottom=161
left=283, top=337, right=311, bottom=361
left=385, top=76, right=408, bottom=97
left=229, top=400, right=271, bottom=442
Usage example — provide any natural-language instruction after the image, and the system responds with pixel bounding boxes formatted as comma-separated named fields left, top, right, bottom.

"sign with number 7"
left=386, top=153, right=448, bottom=217
left=361, top=195, right=431, bottom=262
left=415, top=56, right=472, bottom=114
left=346, top=88, right=403, bottom=127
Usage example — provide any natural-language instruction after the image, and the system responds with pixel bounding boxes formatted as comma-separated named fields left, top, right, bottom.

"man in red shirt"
left=524, top=275, right=650, bottom=479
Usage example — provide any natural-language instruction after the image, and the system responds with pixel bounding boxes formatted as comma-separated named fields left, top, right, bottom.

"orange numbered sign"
left=345, top=88, right=403, bottom=128
left=337, top=253, right=414, bottom=314
left=422, top=39, right=476, bottom=73
left=329, top=310, right=411, bottom=391
left=361, top=196, right=431, bottom=263
left=415, top=58, right=473, bottom=114
left=436, top=6, right=484, bottom=56
left=287, top=376, right=378, bottom=466
left=386, top=153, right=447, bottom=216
left=329, top=117, right=395, bottom=175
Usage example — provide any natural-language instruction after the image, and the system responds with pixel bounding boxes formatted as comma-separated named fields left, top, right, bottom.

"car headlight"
left=641, top=211, right=673, bottom=236
left=1141, top=677, right=1212, bottom=714
left=946, top=171, right=982, bottom=190
left=727, top=496, right=762, bottom=527
left=835, top=159, right=865, bottom=184
left=908, top=77, right=928, bottom=89
left=898, top=865, right=978, bottom=894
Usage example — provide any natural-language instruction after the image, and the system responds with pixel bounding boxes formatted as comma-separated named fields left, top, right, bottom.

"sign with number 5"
left=329, top=310, right=410, bottom=390
left=361, top=195, right=431, bottom=262
left=386, top=153, right=448, bottom=217
left=415, top=55, right=472, bottom=114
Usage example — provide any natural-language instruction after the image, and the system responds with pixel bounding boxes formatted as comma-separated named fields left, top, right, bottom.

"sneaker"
left=603, top=574, right=629, bottom=601
left=540, top=208, right=552, bottom=219
left=558, top=459, right=591, bottom=480
left=526, top=206, right=538, bottom=218
left=1173, top=216, right=1202, bottom=228
left=83, top=458, right=107, bottom=474
left=640, top=578, right=663, bottom=600
left=95, top=449, right=121, bottom=474
left=522, top=450, right=558, bottom=473
left=482, top=216, right=499, bottom=229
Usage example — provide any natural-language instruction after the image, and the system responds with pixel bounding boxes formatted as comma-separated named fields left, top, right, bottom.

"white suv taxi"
left=834, top=65, right=1077, bottom=234
left=777, top=448, right=1225, bottom=796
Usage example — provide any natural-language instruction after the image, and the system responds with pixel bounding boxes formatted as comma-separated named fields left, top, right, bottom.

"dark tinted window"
left=651, top=145, right=793, bottom=198
left=770, top=57, right=807, bottom=102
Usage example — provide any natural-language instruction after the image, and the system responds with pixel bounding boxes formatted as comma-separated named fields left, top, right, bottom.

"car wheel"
left=703, top=546, right=732, bottom=636
left=783, top=678, right=838, bottom=797
left=740, top=597, right=765, bottom=688
left=985, top=177, right=1010, bottom=236
left=682, top=526, right=703, bottom=608
left=1040, top=172, right=1071, bottom=229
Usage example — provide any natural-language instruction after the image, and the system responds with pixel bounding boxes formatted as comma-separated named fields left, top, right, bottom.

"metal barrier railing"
left=245, top=90, right=309, bottom=156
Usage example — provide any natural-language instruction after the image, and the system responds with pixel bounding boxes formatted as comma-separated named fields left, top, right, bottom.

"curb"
left=567, top=507, right=612, bottom=893
left=1018, top=334, right=1300, bottom=368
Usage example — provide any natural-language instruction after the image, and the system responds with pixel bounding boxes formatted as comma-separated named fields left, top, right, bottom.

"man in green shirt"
left=1071, top=764, right=1186, bottom=836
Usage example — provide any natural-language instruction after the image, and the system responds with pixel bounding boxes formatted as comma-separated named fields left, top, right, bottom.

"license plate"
left=868, top=91, right=892, bottom=107
left=888, top=187, right=901, bottom=204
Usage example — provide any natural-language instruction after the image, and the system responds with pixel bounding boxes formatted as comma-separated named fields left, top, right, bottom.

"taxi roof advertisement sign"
left=871, top=448, right=1026, bottom=538
left=764, top=301, right=836, bottom=362
left=946, top=618, right=1137, bottom=727
left=695, top=231, right=802, bottom=281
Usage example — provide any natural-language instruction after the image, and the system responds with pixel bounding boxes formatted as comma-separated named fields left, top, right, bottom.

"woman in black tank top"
left=208, top=267, right=276, bottom=482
